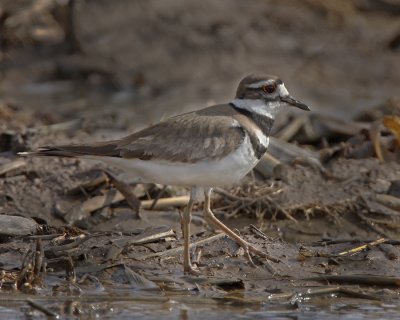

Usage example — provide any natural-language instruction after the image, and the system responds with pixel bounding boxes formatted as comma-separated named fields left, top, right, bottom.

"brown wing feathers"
left=118, top=111, right=245, bottom=163
left=23, top=104, right=247, bottom=163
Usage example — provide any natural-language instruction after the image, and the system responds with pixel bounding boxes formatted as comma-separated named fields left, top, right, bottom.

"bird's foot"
left=238, top=240, right=280, bottom=265
left=183, top=264, right=201, bottom=275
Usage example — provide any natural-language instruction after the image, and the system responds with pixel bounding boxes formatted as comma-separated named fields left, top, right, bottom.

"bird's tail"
left=18, top=147, right=79, bottom=157
left=18, top=142, right=120, bottom=158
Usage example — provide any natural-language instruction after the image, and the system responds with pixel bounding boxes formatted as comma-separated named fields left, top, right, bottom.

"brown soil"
left=1, top=0, right=400, bottom=318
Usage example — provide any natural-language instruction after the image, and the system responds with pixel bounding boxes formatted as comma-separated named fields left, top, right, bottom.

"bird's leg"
left=203, top=188, right=278, bottom=265
left=182, top=187, right=197, bottom=273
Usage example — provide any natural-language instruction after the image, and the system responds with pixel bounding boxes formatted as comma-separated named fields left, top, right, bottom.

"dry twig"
left=140, top=233, right=226, bottom=260
left=27, top=298, right=59, bottom=318
left=105, top=170, right=141, bottom=218
left=305, top=275, right=400, bottom=287
left=0, top=159, right=26, bottom=176
left=337, top=238, right=387, bottom=257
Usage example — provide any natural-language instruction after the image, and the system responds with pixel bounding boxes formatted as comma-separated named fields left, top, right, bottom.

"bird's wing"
left=118, top=106, right=245, bottom=163
left=28, top=105, right=246, bottom=164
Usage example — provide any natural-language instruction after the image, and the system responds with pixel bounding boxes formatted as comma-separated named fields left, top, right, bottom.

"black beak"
left=280, top=96, right=310, bottom=111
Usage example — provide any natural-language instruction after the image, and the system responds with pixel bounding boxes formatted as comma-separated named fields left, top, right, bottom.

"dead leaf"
left=384, top=116, right=400, bottom=144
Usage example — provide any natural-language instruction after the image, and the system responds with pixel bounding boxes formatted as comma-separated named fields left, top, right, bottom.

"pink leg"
left=203, top=188, right=278, bottom=264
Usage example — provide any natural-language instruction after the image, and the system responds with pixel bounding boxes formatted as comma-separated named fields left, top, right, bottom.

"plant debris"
left=1, top=0, right=400, bottom=317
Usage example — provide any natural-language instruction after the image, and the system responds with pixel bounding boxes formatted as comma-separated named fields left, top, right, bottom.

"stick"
left=249, top=224, right=269, bottom=240
left=140, top=233, right=226, bottom=260
left=276, top=116, right=307, bottom=141
left=27, top=299, right=59, bottom=317
left=104, top=170, right=140, bottom=216
left=0, top=159, right=26, bottom=176
left=34, top=118, right=83, bottom=134
left=44, top=234, right=89, bottom=257
left=337, top=238, right=387, bottom=256
left=77, top=193, right=189, bottom=215
left=141, top=196, right=189, bottom=210
left=255, top=153, right=281, bottom=177
left=305, top=275, right=400, bottom=287
left=376, top=194, right=400, bottom=212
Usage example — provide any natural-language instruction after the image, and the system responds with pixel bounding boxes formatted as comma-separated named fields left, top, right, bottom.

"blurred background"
left=1, top=0, right=400, bottom=134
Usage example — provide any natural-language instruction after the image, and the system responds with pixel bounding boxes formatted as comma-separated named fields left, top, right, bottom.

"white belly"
left=86, top=135, right=266, bottom=187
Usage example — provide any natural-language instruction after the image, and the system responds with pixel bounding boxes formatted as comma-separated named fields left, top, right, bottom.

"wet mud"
left=1, top=0, right=400, bottom=318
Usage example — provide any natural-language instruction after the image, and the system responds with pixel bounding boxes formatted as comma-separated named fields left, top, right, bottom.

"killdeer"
left=20, top=74, right=310, bottom=273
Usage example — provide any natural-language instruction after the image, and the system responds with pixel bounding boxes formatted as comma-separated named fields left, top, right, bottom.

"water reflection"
left=1, top=289, right=399, bottom=319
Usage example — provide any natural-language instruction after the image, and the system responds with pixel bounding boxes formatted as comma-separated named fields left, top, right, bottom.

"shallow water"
left=1, top=289, right=400, bottom=320
left=2, top=1, right=400, bottom=316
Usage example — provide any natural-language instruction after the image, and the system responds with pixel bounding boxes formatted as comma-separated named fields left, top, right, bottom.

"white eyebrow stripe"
left=245, top=80, right=275, bottom=89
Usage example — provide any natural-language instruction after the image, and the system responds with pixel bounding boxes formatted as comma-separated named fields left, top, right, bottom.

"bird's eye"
left=263, top=84, right=276, bottom=94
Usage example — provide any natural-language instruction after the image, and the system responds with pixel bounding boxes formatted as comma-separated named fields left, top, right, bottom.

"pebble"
left=0, top=215, right=38, bottom=236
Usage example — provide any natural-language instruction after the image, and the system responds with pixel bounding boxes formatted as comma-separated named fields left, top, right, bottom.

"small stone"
left=0, top=215, right=38, bottom=236
left=388, top=180, right=400, bottom=197
left=369, top=179, right=391, bottom=193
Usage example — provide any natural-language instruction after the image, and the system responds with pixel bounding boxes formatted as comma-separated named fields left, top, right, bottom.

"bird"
left=20, top=74, right=310, bottom=273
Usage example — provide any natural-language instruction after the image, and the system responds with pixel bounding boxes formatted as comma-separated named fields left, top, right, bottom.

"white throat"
left=230, top=99, right=281, bottom=119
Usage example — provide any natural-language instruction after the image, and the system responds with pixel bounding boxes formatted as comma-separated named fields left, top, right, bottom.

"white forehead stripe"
left=245, top=79, right=275, bottom=89
left=278, top=83, right=289, bottom=96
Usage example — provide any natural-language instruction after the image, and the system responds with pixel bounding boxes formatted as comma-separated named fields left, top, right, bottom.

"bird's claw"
left=239, top=241, right=281, bottom=265
left=184, top=264, right=201, bottom=275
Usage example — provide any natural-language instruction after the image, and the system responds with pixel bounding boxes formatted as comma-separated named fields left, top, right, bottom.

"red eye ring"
left=263, top=84, right=276, bottom=94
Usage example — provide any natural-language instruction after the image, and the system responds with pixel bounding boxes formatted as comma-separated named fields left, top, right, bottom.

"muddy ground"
left=1, top=0, right=400, bottom=318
